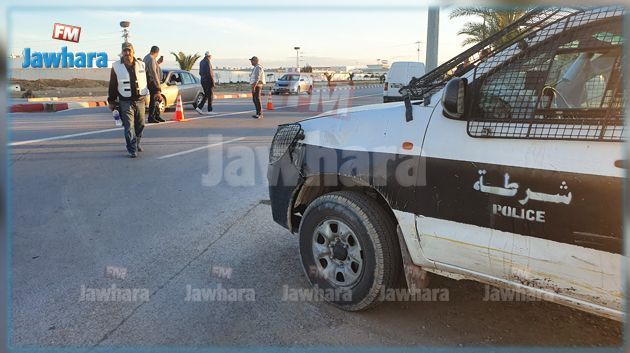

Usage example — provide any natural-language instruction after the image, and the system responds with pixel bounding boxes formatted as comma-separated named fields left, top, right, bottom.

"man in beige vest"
left=108, top=42, right=161, bottom=158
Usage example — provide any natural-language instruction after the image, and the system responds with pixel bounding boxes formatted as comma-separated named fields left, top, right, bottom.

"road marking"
left=157, top=137, right=245, bottom=160
left=9, top=128, right=123, bottom=146
left=7, top=110, right=253, bottom=147
left=9, top=91, right=381, bottom=147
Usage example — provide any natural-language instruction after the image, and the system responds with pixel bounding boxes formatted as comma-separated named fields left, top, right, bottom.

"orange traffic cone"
left=174, top=95, right=185, bottom=121
left=266, top=89, right=274, bottom=110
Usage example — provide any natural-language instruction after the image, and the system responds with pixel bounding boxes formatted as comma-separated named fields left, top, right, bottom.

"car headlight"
left=269, top=123, right=304, bottom=164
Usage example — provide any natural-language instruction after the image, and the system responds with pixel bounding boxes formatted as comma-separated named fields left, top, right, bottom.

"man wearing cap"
left=143, top=45, right=165, bottom=123
left=108, top=42, right=162, bottom=158
left=249, top=56, right=266, bottom=119
left=196, top=51, right=215, bottom=114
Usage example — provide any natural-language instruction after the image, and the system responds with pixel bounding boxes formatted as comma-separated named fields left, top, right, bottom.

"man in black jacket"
left=108, top=42, right=161, bottom=158
left=196, top=51, right=215, bottom=114
left=143, top=45, right=165, bottom=123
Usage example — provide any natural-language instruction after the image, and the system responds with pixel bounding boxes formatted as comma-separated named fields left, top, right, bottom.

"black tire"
left=158, top=95, right=167, bottom=114
left=193, top=92, right=204, bottom=109
left=299, top=191, right=402, bottom=311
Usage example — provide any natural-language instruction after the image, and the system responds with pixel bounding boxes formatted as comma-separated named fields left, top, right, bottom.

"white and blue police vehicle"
left=267, top=7, right=625, bottom=321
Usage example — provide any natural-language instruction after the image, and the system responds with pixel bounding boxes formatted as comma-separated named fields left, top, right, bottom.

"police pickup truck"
left=267, top=7, right=624, bottom=321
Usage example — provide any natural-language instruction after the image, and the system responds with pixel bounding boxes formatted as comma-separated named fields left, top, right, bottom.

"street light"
left=294, top=46, right=300, bottom=71
left=119, top=21, right=130, bottom=43
left=425, top=7, right=439, bottom=71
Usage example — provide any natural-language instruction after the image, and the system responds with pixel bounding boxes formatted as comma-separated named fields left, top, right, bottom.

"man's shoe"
left=251, top=115, right=259, bottom=119
left=156, top=117, right=166, bottom=122
left=195, top=107, right=204, bottom=115
left=147, top=118, right=159, bottom=124
left=137, top=144, right=143, bottom=152
left=129, top=152, right=137, bottom=158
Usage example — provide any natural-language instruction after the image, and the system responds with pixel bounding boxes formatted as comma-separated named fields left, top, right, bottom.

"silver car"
left=147, top=69, right=204, bottom=113
left=272, top=73, right=313, bottom=95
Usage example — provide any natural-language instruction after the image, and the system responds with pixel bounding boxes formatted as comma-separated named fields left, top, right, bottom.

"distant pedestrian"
left=143, top=46, right=165, bottom=123
left=108, top=42, right=161, bottom=158
left=196, top=51, right=215, bottom=115
left=249, top=56, right=266, bottom=119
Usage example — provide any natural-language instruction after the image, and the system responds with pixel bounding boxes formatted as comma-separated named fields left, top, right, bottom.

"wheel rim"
left=158, top=98, right=165, bottom=113
left=312, top=219, right=363, bottom=287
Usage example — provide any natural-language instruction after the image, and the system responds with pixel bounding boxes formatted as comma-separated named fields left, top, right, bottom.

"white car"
left=267, top=7, right=624, bottom=320
left=383, top=61, right=425, bottom=103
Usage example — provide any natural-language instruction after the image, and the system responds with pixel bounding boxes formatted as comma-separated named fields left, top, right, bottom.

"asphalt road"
left=9, top=85, right=622, bottom=350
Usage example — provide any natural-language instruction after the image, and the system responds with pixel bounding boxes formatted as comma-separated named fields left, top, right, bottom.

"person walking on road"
left=249, top=56, right=265, bottom=119
left=196, top=51, right=215, bottom=115
left=108, top=42, right=162, bottom=158
left=143, top=46, right=165, bottom=123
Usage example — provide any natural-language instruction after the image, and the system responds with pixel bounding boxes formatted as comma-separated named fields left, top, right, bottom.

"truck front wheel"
left=298, top=191, right=402, bottom=311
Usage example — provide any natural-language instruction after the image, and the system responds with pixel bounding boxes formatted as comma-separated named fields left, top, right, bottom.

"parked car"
left=383, top=61, right=425, bottom=103
left=146, top=69, right=204, bottom=113
left=267, top=7, right=624, bottom=320
left=272, top=73, right=313, bottom=95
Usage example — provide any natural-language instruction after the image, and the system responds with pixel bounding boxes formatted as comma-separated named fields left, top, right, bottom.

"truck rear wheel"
left=298, top=191, right=401, bottom=311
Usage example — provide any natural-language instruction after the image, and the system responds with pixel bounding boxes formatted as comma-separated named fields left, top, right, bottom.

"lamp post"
left=425, top=7, right=439, bottom=71
left=294, top=46, right=300, bottom=71
left=120, top=21, right=130, bottom=43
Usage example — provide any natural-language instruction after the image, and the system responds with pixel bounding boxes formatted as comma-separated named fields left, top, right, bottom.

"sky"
left=9, top=5, right=477, bottom=69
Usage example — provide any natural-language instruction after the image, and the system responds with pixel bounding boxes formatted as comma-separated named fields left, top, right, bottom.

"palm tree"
left=170, top=51, right=201, bottom=71
left=323, top=72, right=334, bottom=86
left=450, top=7, right=529, bottom=47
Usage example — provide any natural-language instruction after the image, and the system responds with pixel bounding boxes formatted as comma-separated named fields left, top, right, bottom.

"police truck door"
left=415, top=15, right=623, bottom=314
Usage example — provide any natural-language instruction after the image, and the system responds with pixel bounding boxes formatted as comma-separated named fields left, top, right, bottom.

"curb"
left=213, top=93, right=252, bottom=99
left=9, top=101, right=107, bottom=113
left=27, top=97, right=60, bottom=102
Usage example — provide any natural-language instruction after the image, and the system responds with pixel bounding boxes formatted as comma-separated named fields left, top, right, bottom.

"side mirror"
left=442, top=77, right=467, bottom=119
